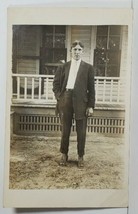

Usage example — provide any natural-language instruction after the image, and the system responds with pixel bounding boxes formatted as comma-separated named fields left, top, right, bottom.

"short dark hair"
left=71, top=40, right=84, bottom=49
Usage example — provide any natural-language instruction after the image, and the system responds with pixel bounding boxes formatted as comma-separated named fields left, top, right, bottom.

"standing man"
left=53, top=40, right=95, bottom=168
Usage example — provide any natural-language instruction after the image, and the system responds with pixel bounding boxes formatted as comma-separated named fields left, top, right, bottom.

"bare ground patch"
left=9, top=134, right=126, bottom=189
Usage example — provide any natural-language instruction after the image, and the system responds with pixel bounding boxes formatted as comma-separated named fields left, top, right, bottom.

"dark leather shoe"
left=59, top=154, right=68, bottom=166
left=78, top=156, right=84, bottom=168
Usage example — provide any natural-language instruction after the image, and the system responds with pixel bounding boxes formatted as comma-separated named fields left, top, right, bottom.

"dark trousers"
left=59, top=91, right=87, bottom=157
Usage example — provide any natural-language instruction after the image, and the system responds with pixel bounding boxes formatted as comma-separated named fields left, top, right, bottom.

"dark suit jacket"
left=53, top=60, right=95, bottom=119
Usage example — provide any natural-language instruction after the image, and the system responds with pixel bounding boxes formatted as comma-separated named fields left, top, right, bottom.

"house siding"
left=16, top=26, right=40, bottom=75
left=15, top=26, right=41, bottom=88
left=71, top=25, right=92, bottom=63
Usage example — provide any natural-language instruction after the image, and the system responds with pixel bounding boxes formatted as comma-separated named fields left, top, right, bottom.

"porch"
left=11, top=74, right=126, bottom=136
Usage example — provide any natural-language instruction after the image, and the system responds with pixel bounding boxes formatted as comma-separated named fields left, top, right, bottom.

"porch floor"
left=12, top=100, right=125, bottom=110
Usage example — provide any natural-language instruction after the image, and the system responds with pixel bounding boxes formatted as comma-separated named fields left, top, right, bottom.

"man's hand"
left=86, top=107, right=94, bottom=117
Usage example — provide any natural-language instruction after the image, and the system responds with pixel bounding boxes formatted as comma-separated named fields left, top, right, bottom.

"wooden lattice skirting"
left=13, top=113, right=125, bottom=135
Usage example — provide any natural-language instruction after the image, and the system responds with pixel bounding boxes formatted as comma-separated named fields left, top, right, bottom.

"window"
left=40, top=26, right=67, bottom=75
left=94, top=26, right=121, bottom=77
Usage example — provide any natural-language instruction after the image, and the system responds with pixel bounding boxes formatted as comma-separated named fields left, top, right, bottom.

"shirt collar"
left=71, top=58, right=81, bottom=64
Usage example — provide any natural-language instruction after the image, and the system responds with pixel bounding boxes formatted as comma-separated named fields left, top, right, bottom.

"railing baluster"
left=38, top=77, right=41, bottom=100
left=17, top=76, right=20, bottom=99
left=24, top=77, right=27, bottom=99
left=117, top=79, right=120, bottom=103
left=95, top=79, right=98, bottom=102
left=32, top=77, right=34, bottom=100
left=103, top=79, right=106, bottom=102
left=45, top=77, right=49, bottom=101
left=110, top=79, right=113, bottom=103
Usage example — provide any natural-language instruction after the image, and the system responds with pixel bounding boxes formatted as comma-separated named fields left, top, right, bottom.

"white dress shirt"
left=66, top=59, right=81, bottom=89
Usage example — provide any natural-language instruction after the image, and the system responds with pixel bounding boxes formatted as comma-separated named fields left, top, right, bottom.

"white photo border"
left=3, top=7, right=132, bottom=208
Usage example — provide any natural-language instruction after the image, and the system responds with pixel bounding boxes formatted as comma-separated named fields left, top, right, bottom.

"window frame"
left=40, top=25, right=67, bottom=75
left=94, top=25, right=122, bottom=77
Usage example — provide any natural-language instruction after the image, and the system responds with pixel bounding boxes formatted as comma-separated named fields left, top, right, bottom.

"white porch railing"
left=95, top=76, right=125, bottom=104
left=12, top=74, right=126, bottom=106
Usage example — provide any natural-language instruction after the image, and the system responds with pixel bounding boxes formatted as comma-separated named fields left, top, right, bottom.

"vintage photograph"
left=10, top=24, right=128, bottom=189
left=4, top=7, right=132, bottom=208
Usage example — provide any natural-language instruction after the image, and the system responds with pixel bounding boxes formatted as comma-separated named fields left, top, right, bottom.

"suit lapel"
left=61, top=61, right=71, bottom=91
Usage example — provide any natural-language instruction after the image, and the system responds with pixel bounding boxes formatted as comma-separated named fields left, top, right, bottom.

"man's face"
left=71, top=44, right=84, bottom=61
